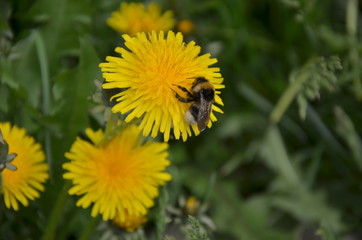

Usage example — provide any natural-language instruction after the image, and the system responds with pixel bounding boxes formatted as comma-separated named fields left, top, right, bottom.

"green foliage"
left=317, top=221, right=339, bottom=240
left=164, top=236, right=176, bottom=240
left=295, top=56, right=342, bottom=120
left=1, top=0, right=362, bottom=239
left=334, top=106, right=362, bottom=170
left=186, top=216, right=210, bottom=240
left=270, top=56, right=342, bottom=124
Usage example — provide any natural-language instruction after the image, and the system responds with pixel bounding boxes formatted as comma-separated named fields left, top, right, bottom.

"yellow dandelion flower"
left=99, top=31, right=224, bottom=142
left=63, top=125, right=172, bottom=221
left=112, top=211, right=147, bottom=232
left=107, top=2, right=175, bottom=35
left=0, top=122, right=49, bottom=211
left=178, top=19, right=195, bottom=35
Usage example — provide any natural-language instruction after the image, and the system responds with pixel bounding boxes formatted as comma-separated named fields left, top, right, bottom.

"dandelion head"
left=107, top=2, right=175, bottom=35
left=0, top=122, right=49, bottom=211
left=100, top=31, right=224, bottom=142
left=63, top=125, right=172, bottom=221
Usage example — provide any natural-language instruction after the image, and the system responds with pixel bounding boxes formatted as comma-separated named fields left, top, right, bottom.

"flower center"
left=97, top=146, right=139, bottom=189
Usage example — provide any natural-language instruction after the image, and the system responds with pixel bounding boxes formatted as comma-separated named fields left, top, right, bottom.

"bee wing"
left=197, top=98, right=213, bottom=131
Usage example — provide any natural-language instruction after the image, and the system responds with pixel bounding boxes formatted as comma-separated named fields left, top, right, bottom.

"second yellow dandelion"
left=107, top=2, right=175, bottom=35
left=63, top=124, right=172, bottom=221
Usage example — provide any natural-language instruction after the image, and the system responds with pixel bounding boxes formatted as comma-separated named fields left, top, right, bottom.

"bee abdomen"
left=185, top=104, right=199, bottom=124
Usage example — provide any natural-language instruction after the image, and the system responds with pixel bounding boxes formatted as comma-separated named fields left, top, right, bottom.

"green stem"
left=34, top=30, right=53, bottom=175
left=79, top=216, right=100, bottom=240
left=346, top=0, right=358, bottom=36
left=155, top=187, right=167, bottom=240
left=269, top=73, right=308, bottom=125
left=96, top=113, right=121, bottom=147
left=105, top=112, right=119, bottom=135
left=346, top=0, right=362, bottom=100
left=42, top=182, right=71, bottom=240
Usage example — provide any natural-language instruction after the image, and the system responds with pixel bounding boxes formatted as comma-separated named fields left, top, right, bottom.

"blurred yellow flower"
left=100, top=31, right=224, bottom=142
left=185, top=196, right=200, bottom=216
left=112, top=211, right=147, bottom=232
left=107, top=2, right=175, bottom=35
left=63, top=125, right=172, bottom=221
left=177, top=19, right=195, bottom=35
left=0, top=122, right=49, bottom=211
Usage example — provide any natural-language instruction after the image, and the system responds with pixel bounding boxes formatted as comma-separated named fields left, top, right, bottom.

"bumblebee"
left=173, top=77, right=215, bottom=131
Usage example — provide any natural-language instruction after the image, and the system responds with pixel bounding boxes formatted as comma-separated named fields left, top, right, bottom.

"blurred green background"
left=1, top=0, right=362, bottom=239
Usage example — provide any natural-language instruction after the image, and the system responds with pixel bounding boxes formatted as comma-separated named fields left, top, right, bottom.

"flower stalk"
left=34, top=30, right=53, bottom=175
left=42, top=182, right=71, bottom=240
left=78, top=215, right=100, bottom=240
left=346, top=0, right=362, bottom=100
left=270, top=73, right=308, bottom=125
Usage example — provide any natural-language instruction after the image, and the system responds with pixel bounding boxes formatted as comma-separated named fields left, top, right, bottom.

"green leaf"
left=0, top=58, right=18, bottom=89
left=334, top=106, right=362, bottom=170
left=6, top=34, right=42, bottom=107
left=270, top=186, right=344, bottom=233
left=260, top=125, right=300, bottom=186
left=316, top=221, right=339, bottom=240
left=306, top=106, right=347, bottom=158
left=24, top=0, right=94, bottom=73
left=261, top=126, right=345, bottom=232
left=0, top=86, right=9, bottom=112
left=213, top=181, right=293, bottom=240
left=52, top=37, right=101, bottom=141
